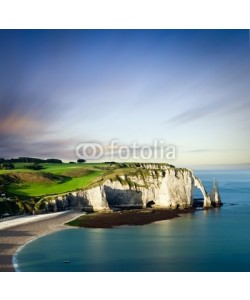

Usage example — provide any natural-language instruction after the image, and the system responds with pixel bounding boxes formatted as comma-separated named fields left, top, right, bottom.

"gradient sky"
left=0, top=30, right=249, bottom=167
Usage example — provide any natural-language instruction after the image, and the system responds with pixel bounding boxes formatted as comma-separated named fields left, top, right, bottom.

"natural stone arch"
left=193, top=176, right=211, bottom=208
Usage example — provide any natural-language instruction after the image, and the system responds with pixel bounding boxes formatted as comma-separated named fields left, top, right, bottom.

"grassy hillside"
left=0, top=163, right=106, bottom=198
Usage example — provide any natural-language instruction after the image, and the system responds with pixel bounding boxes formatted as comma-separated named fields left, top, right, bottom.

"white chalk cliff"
left=49, top=164, right=221, bottom=211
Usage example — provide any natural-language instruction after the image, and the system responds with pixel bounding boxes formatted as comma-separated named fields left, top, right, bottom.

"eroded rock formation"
left=210, top=180, right=223, bottom=207
left=46, top=164, right=220, bottom=211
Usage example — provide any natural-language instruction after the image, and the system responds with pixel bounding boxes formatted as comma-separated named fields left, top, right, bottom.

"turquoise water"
left=15, top=170, right=250, bottom=272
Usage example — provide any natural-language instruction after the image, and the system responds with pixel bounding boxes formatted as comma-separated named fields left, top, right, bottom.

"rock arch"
left=193, top=176, right=211, bottom=208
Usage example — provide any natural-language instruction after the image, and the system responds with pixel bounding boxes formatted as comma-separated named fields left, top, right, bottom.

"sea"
left=14, top=170, right=250, bottom=272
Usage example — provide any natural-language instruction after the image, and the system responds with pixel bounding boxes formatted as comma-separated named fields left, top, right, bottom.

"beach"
left=0, top=211, right=84, bottom=272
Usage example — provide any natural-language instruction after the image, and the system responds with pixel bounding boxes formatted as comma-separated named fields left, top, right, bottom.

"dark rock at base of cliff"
left=66, top=207, right=196, bottom=228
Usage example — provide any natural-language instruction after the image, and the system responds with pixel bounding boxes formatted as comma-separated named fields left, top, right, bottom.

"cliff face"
left=47, top=164, right=215, bottom=212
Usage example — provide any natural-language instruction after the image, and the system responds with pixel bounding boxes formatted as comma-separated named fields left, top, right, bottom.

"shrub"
left=77, top=159, right=86, bottom=163
left=26, top=163, right=44, bottom=170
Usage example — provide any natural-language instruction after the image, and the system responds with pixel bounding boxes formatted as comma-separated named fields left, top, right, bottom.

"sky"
left=0, top=30, right=249, bottom=167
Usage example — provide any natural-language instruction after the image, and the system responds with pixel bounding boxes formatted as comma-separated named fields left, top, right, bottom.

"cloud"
left=162, top=98, right=228, bottom=125
left=0, top=135, right=78, bottom=160
left=182, top=148, right=248, bottom=154
left=184, top=149, right=213, bottom=153
left=0, top=86, right=74, bottom=159
left=163, top=95, right=250, bottom=127
left=0, top=113, right=42, bottom=136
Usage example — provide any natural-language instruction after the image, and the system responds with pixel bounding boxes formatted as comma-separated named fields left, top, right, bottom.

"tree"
left=0, top=163, right=14, bottom=170
left=6, top=157, right=63, bottom=163
left=13, top=157, right=45, bottom=163
left=46, top=159, right=62, bottom=163
left=77, top=159, right=86, bottom=163
left=26, top=163, right=44, bottom=170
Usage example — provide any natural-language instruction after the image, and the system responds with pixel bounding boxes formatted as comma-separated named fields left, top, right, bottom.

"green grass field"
left=0, top=163, right=109, bottom=198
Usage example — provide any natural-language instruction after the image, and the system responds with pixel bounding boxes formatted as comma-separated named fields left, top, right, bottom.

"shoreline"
left=0, top=211, right=84, bottom=272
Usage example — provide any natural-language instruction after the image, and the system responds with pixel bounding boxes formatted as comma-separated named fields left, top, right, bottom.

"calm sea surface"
left=15, top=170, right=250, bottom=272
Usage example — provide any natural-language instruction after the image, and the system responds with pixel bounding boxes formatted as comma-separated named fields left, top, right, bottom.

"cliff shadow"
left=66, top=194, right=94, bottom=212
left=104, top=186, right=143, bottom=210
left=81, top=205, right=94, bottom=212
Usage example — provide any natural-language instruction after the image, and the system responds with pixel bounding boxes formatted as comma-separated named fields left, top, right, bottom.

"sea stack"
left=210, top=180, right=223, bottom=207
